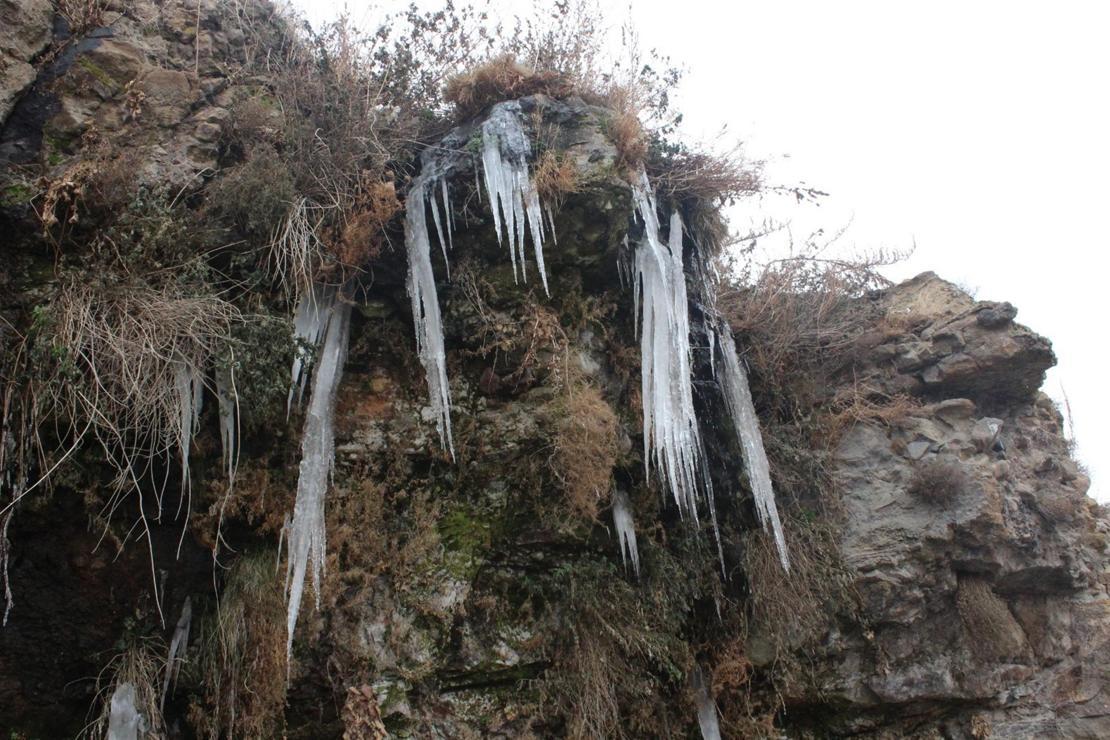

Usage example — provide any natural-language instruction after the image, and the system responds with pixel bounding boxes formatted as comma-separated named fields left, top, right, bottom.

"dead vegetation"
left=445, top=54, right=575, bottom=118
left=25, top=283, right=239, bottom=518
left=88, top=639, right=166, bottom=738
left=956, top=575, right=1028, bottom=662
left=907, top=459, right=969, bottom=506
left=545, top=383, right=620, bottom=522
left=190, top=551, right=287, bottom=738
left=532, top=149, right=580, bottom=206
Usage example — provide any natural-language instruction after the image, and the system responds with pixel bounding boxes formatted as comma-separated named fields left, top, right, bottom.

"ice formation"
left=692, top=666, right=722, bottom=740
left=404, top=172, right=456, bottom=458
left=107, top=682, right=146, bottom=740
left=611, top=490, right=640, bottom=577
left=481, top=101, right=549, bottom=295
left=285, top=296, right=351, bottom=658
left=402, top=101, right=558, bottom=458
left=287, top=282, right=338, bottom=415
left=172, top=360, right=203, bottom=503
left=215, top=367, right=238, bottom=482
left=718, top=326, right=790, bottom=571
left=161, top=596, right=192, bottom=709
left=632, top=174, right=707, bottom=519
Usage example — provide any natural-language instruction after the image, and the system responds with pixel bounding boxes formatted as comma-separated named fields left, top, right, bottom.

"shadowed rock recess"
left=1, top=2, right=1106, bottom=738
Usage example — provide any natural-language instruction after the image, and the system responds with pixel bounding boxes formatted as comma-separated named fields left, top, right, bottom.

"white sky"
left=293, top=0, right=1106, bottom=501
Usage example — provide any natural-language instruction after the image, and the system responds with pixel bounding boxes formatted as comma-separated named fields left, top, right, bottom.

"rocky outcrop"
left=0, top=0, right=52, bottom=123
left=0, top=3, right=1105, bottom=738
left=807, top=274, right=1109, bottom=738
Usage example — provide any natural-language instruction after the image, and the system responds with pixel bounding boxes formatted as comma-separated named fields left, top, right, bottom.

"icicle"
left=718, top=326, right=789, bottom=571
left=287, top=282, right=338, bottom=415
left=611, top=490, right=640, bottom=577
left=285, top=297, right=351, bottom=659
left=633, top=175, right=706, bottom=520
left=707, top=326, right=716, bottom=378
left=480, top=102, right=549, bottom=296
left=404, top=176, right=456, bottom=459
left=215, top=367, right=238, bottom=483
left=692, top=666, right=722, bottom=740
left=161, top=596, right=192, bottom=710
left=107, top=682, right=146, bottom=740
left=173, top=360, right=202, bottom=504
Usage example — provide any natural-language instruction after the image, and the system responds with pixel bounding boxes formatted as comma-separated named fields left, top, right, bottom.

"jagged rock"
left=0, top=0, right=53, bottom=124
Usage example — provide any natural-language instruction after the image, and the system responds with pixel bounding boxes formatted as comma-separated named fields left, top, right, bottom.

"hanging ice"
left=161, top=596, right=192, bottom=709
left=215, top=367, right=238, bottom=482
left=404, top=173, right=456, bottom=459
left=632, top=173, right=706, bottom=520
left=287, top=282, right=338, bottom=415
left=691, top=666, right=722, bottom=740
left=107, top=682, right=146, bottom=740
left=718, top=326, right=789, bottom=571
left=173, top=360, right=203, bottom=505
left=611, top=490, right=640, bottom=577
left=481, top=101, right=549, bottom=295
left=285, top=296, right=351, bottom=659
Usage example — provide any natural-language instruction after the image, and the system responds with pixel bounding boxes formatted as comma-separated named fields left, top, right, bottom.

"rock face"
left=0, top=0, right=53, bottom=123
left=0, top=3, right=1106, bottom=739
left=815, top=274, right=1108, bottom=738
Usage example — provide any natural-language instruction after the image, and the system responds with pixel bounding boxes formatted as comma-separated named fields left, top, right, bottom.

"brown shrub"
left=342, top=685, right=388, bottom=739
left=649, top=144, right=763, bottom=205
left=190, top=551, right=287, bottom=738
left=545, top=383, right=619, bottom=522
left=907, top=459, right=968, bottom=505
left=533, top=149, right=580, bottom=206
left=603, top=85, right=649, bottom=174
left=322, top=179, right=401, bottom=276
left=956, top=575, right=1027, bottom=662
left=740, top=518, right=861, bottom=668
left=444, top=54, right=575, bottom=119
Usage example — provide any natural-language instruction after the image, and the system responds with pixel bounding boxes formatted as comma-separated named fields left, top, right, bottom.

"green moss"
left=438, top=504, right=492, bottom=579
left=76, top=56, right=119, bottom=91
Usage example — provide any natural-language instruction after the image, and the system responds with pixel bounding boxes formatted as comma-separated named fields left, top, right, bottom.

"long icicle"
left=718, top=325, right=790, bottom=570
left=404, top=175, right=456, bottom=459
left=285, top=293, right=351, bottom=659
left=633, top=174, right=706, bottom=520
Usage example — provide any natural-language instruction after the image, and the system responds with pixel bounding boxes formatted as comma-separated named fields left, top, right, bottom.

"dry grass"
left=28, top=283, right=238, bottom=518
left=739, top=516, right=863, bottom=679
left=341, top=685, right=388, bottom=739
left=604, top=86, right=649, bottom=175
left=190, top=551, right=287, bottom=738
left=545, top=383, right=619, bottom=522
left=88, top=639, right=165, bottom=738
left=533, top=149, right=580, bottom=206
left=650, top=144, right=763, bottom=204
left=444, top=54, right=575, bottom=119
left=907, top=459, right=968, bottom=506
left=58, top=0, right=108, bottom=36
left=956, top=575, right=1027, bottom=662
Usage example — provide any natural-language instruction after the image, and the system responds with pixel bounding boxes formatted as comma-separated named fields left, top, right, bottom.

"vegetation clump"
left=907, top=458, right=969, bottom=505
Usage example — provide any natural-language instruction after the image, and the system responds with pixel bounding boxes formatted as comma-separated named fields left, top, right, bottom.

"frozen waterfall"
left=287, top=282, right=338, bottom=415
left=632, top=174, right=707, bottom=520
left=106, top=682, right=146, bottom=740
left=692, top=665, right=722, bottom=740
left=285, top=293, right=351, bottom=659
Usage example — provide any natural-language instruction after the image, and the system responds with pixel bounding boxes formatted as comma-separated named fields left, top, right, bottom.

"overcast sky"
left=293, top=0, right=1106, bottom=502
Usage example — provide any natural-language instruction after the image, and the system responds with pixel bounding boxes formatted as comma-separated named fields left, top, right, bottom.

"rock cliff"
left=0, top=2, right=1105, bottom=738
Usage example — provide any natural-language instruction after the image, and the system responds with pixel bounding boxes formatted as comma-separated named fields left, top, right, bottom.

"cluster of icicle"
left=611, top=489, right=641, bottom=577
left=630, top=170, right=787, bottom=571
left=172, top=362, right=204, bottom=498
left=283, top=283, right=351, bottom=659
left=403, top=100, right=551, bottom=456
left=718, top=326, right=790, bottom=570
left=631, top=173, right=715, bottom=523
